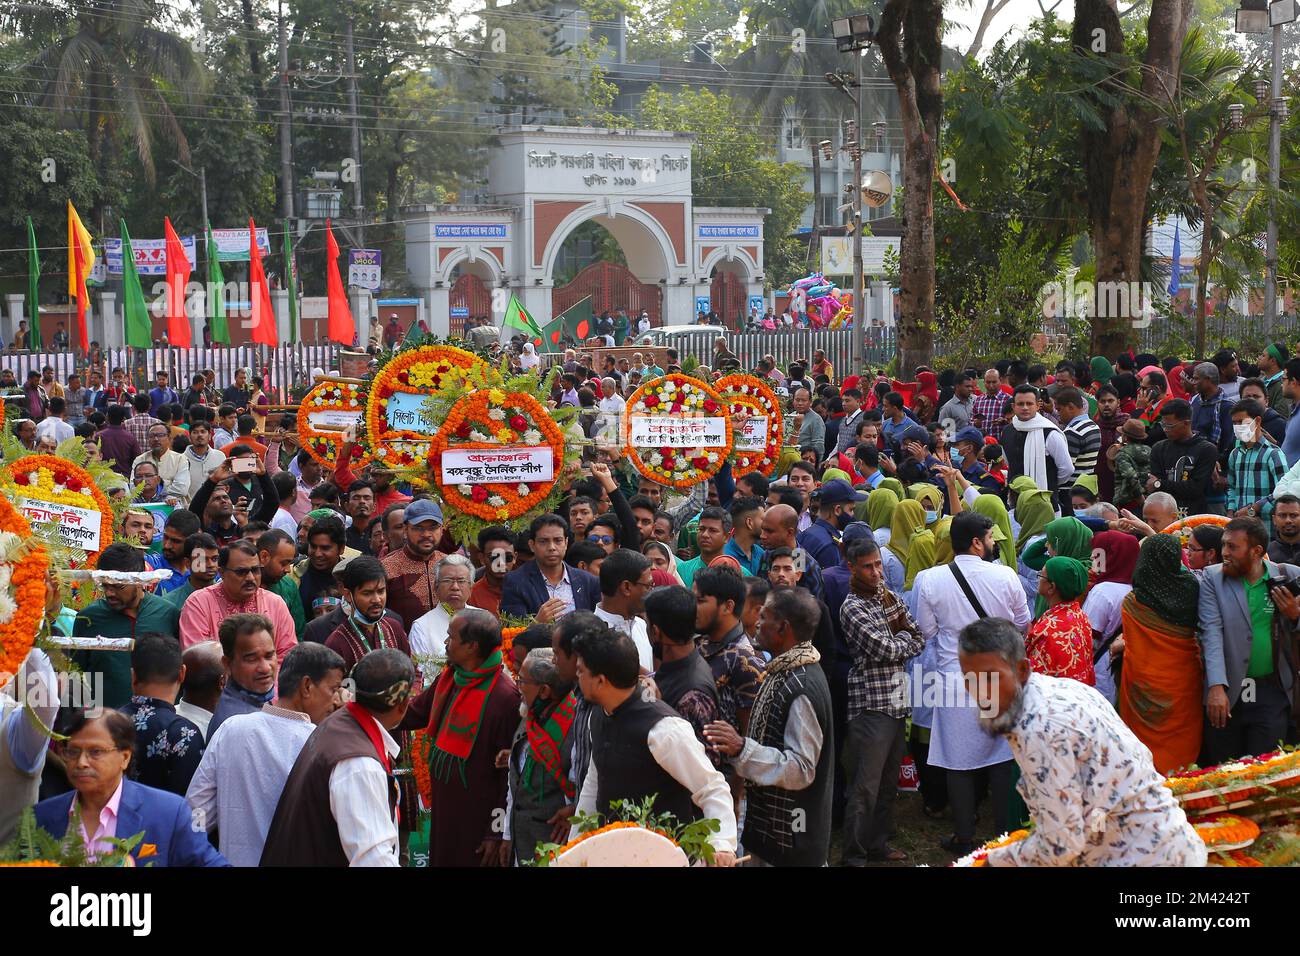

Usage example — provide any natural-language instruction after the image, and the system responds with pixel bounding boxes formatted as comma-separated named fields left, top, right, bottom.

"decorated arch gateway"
left=404, top=126, right=769, bottom=336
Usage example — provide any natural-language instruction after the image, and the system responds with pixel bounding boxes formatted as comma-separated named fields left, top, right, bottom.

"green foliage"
left=530, top=795, right=721, bottom=866
left=636, top=85, right=809, bottom=289
left=0, top=807, right=144, bottom=866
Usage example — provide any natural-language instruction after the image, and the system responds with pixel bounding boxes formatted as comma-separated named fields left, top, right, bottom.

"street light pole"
left=829, top=13, right=875, bottom=375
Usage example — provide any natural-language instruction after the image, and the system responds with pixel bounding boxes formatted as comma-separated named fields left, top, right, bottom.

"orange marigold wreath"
left=427, top=390, right=566, bottom=523
left=0, top=491, right=51, bottom=690
left=714, top=374, right=782, bottom=478
left=2, top=455, right=113, bottom=567
left=364, top=345, right=485, bottom=466
left=411, top=730, right=433, bottom=805
left=501, top=625, right=527, bottom=679
left=622, top=374, right=733, bottom=489
left=297, top=380, right=370, bottom=469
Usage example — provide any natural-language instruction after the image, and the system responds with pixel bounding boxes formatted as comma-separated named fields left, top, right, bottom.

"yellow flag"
left=67, top=200, right=94, bottom=297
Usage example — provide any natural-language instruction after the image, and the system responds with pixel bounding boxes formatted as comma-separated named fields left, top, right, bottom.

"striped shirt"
left=1062, top=414, right=1102, bottom=480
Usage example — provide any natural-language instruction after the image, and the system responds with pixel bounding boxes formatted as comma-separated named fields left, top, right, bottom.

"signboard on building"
left=821, top=236, right=901, bottom=277
left=433, top=224, right=507, bottom=239
left=697, top=225, right=761, bottom=239
left=104, top=236, right=197, bottom=275
left=211, top=227, right=271, bottom=262
left=348, top=248, right=382, bottom=291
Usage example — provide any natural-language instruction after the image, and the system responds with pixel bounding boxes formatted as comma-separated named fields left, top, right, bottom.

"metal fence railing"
left=3, top=344, right=341, bottom=403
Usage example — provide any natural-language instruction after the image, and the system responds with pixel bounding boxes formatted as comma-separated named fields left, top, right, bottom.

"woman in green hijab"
left=1090, top=355, right=1115, bottom=388
left=908, top=484, right=953, bottom=564
left=1023, top=516, right=1094, bottom=617
left=863, top=488, right=899, bottom=543
left=1014, top=490, right=1055, bottom=554
left=878, top=477, right=906, bottom=501
left=889, top=498, right=937, bottom=591
left=971, top=494, right=1016, bottom=569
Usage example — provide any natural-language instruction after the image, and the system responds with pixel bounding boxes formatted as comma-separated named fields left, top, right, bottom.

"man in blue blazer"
left=1199, top=516, right=1300, bottom=765
left=500, top=514, right=599, bottom=620
left=34, top=711, right=228, bottom=867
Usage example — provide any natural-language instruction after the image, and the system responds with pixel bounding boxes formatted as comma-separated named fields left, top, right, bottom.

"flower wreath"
left=622, top=374, right=734, bottom=489
left=1, top=456, right=113, bottom=567
left=952, top=829, right=1031, bottom=867
left=0, top=492, right=50, bottom=690
left=714, top=374, right=782, bottom=478
left=363, top=345, right=486, bottom=467
left=424, top=389, right=569, bottom=543
left=1193, top=814, right=1261, bottom=850
left=297, top=379, right=370, bottom=469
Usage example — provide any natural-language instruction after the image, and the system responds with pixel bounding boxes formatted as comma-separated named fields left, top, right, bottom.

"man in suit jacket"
left=1199, top=516, right=1299, bottom=764
left=34, top=711, right=228, bottom=867
left=500, top=514, right=599, bottom=621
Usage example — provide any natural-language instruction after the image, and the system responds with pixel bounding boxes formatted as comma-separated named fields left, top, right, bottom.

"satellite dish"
left=861, top=170, right=893, bottom=208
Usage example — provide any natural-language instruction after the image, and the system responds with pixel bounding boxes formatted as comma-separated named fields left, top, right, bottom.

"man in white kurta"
left=913, top=511, right=1030, bottom=851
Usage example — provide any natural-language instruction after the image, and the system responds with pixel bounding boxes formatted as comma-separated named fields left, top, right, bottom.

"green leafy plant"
left=528, top=795, right=721, bottom=866
left=0, top=807, right=144, bottom=867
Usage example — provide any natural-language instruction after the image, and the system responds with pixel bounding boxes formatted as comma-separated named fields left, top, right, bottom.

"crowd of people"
left=9, top=338, right=1298, bottom=869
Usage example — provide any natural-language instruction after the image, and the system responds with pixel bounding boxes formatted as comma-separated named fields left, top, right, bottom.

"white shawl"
left=1012, top=413, right=1055, bottom=490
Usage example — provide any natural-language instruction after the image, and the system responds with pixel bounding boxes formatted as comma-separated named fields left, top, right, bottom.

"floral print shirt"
left=121, top=695, right=205, bottom=797
left=988, top=674, right=1206, bottom=867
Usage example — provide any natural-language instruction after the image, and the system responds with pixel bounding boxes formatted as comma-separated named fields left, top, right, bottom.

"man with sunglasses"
left=179, top=541, right=297, bottom=666
left=593, top=550, right=655, bottom=672
left=585, top=515, right=621, bottom=556
left=470, top=526, right=515, bottom=617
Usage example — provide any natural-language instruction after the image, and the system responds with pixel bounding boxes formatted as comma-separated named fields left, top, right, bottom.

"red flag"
left=248, top=218, right=278, bottom=346
left=325, top=219, right=354, bottom=346
left=163, top=217, right=192, bottom=347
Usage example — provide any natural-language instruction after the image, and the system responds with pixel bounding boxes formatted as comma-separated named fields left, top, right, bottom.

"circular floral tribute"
left=1193, top=814, right=1261, bottom=851
left=1, top=455, right=113, bottom=567
left=364, top=345, right=485, bottom=467
left=426, top=389, right=567, bottom=524
left=714, top=374, right=782, bottom=478
left=951, top=829, right=1030, bottom=867
left=297, top=379, right=371, bottom=469
left=622, top=374, right=734, bottom=489
left=0, top=492, right=50, bottom=689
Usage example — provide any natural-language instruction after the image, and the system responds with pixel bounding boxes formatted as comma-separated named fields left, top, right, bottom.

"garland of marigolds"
left=1, top=455, right=114, bottom=567
left=0, top=492, right=50, bottom=689
left=361, top=343, right=487, bottom=467
left=297, top=379, right=371, bottom=469
left=714, top=374, right=782, bottom=478
left=621, top=374, right=734, bottom=489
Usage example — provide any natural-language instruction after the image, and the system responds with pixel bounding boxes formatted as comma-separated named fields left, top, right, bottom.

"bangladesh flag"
left=207, top=223, right=230, bottom=345
left=502, top=293, right=542, bottom=339
left=558, top=296, right=593, bottom=343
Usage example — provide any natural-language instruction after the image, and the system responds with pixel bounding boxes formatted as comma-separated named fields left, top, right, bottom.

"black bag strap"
left=1093, top=627, right=1122, bottom=667
left=949, top=562, right=989, bottom=620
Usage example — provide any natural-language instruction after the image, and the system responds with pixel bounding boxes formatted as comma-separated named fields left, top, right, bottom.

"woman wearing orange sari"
left=1119, top=534, right=1203, bottom=774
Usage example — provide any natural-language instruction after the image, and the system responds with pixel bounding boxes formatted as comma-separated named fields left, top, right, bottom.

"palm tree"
left=731, top=0, right=883, bottom=266
left=9, top=0, right=200, bottom=214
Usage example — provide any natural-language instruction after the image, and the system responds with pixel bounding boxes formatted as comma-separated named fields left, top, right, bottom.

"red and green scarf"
left=522, top=690, right=578, bottom=800
left=425, top=650, right=503, bottom=788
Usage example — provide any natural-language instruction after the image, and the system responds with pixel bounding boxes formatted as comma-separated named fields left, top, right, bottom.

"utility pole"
left=345, top=15, right=364, bottom=246
left=278, top=2, right=295, bottom=221
left=851, top=51, right=865, bottom=367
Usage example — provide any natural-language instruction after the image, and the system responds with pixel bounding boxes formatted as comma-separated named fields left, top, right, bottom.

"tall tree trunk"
left=244, top=0, right=262, bottom=78
left=1073, top=0, right=1193, bottom=356
left=878, top=0, right=942, bottom=377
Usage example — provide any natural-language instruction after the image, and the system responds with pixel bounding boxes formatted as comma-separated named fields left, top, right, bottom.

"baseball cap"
left=815, top=478, right=868, bottom=505
left=953, top=426, right=984, bottom=448
left=405, top=498, right=444, bottom=526
left=841, top=521, right=875, bottom=545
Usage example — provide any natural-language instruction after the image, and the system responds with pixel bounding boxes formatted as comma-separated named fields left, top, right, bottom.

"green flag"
left=558, top=295, right=593, bottom=343
left=283, top=219, right=298, bottom=343
left=25, top=217, right=40, bottom=349
left=503, top=293, right=542, bottom=338
left=120, top=220, right=152, bottom=348
left=206, top=223, right=230, bottom=345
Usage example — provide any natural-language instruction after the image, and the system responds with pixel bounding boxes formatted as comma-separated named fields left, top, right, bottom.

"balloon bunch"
left=786, top=273, right=853, bottom=329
